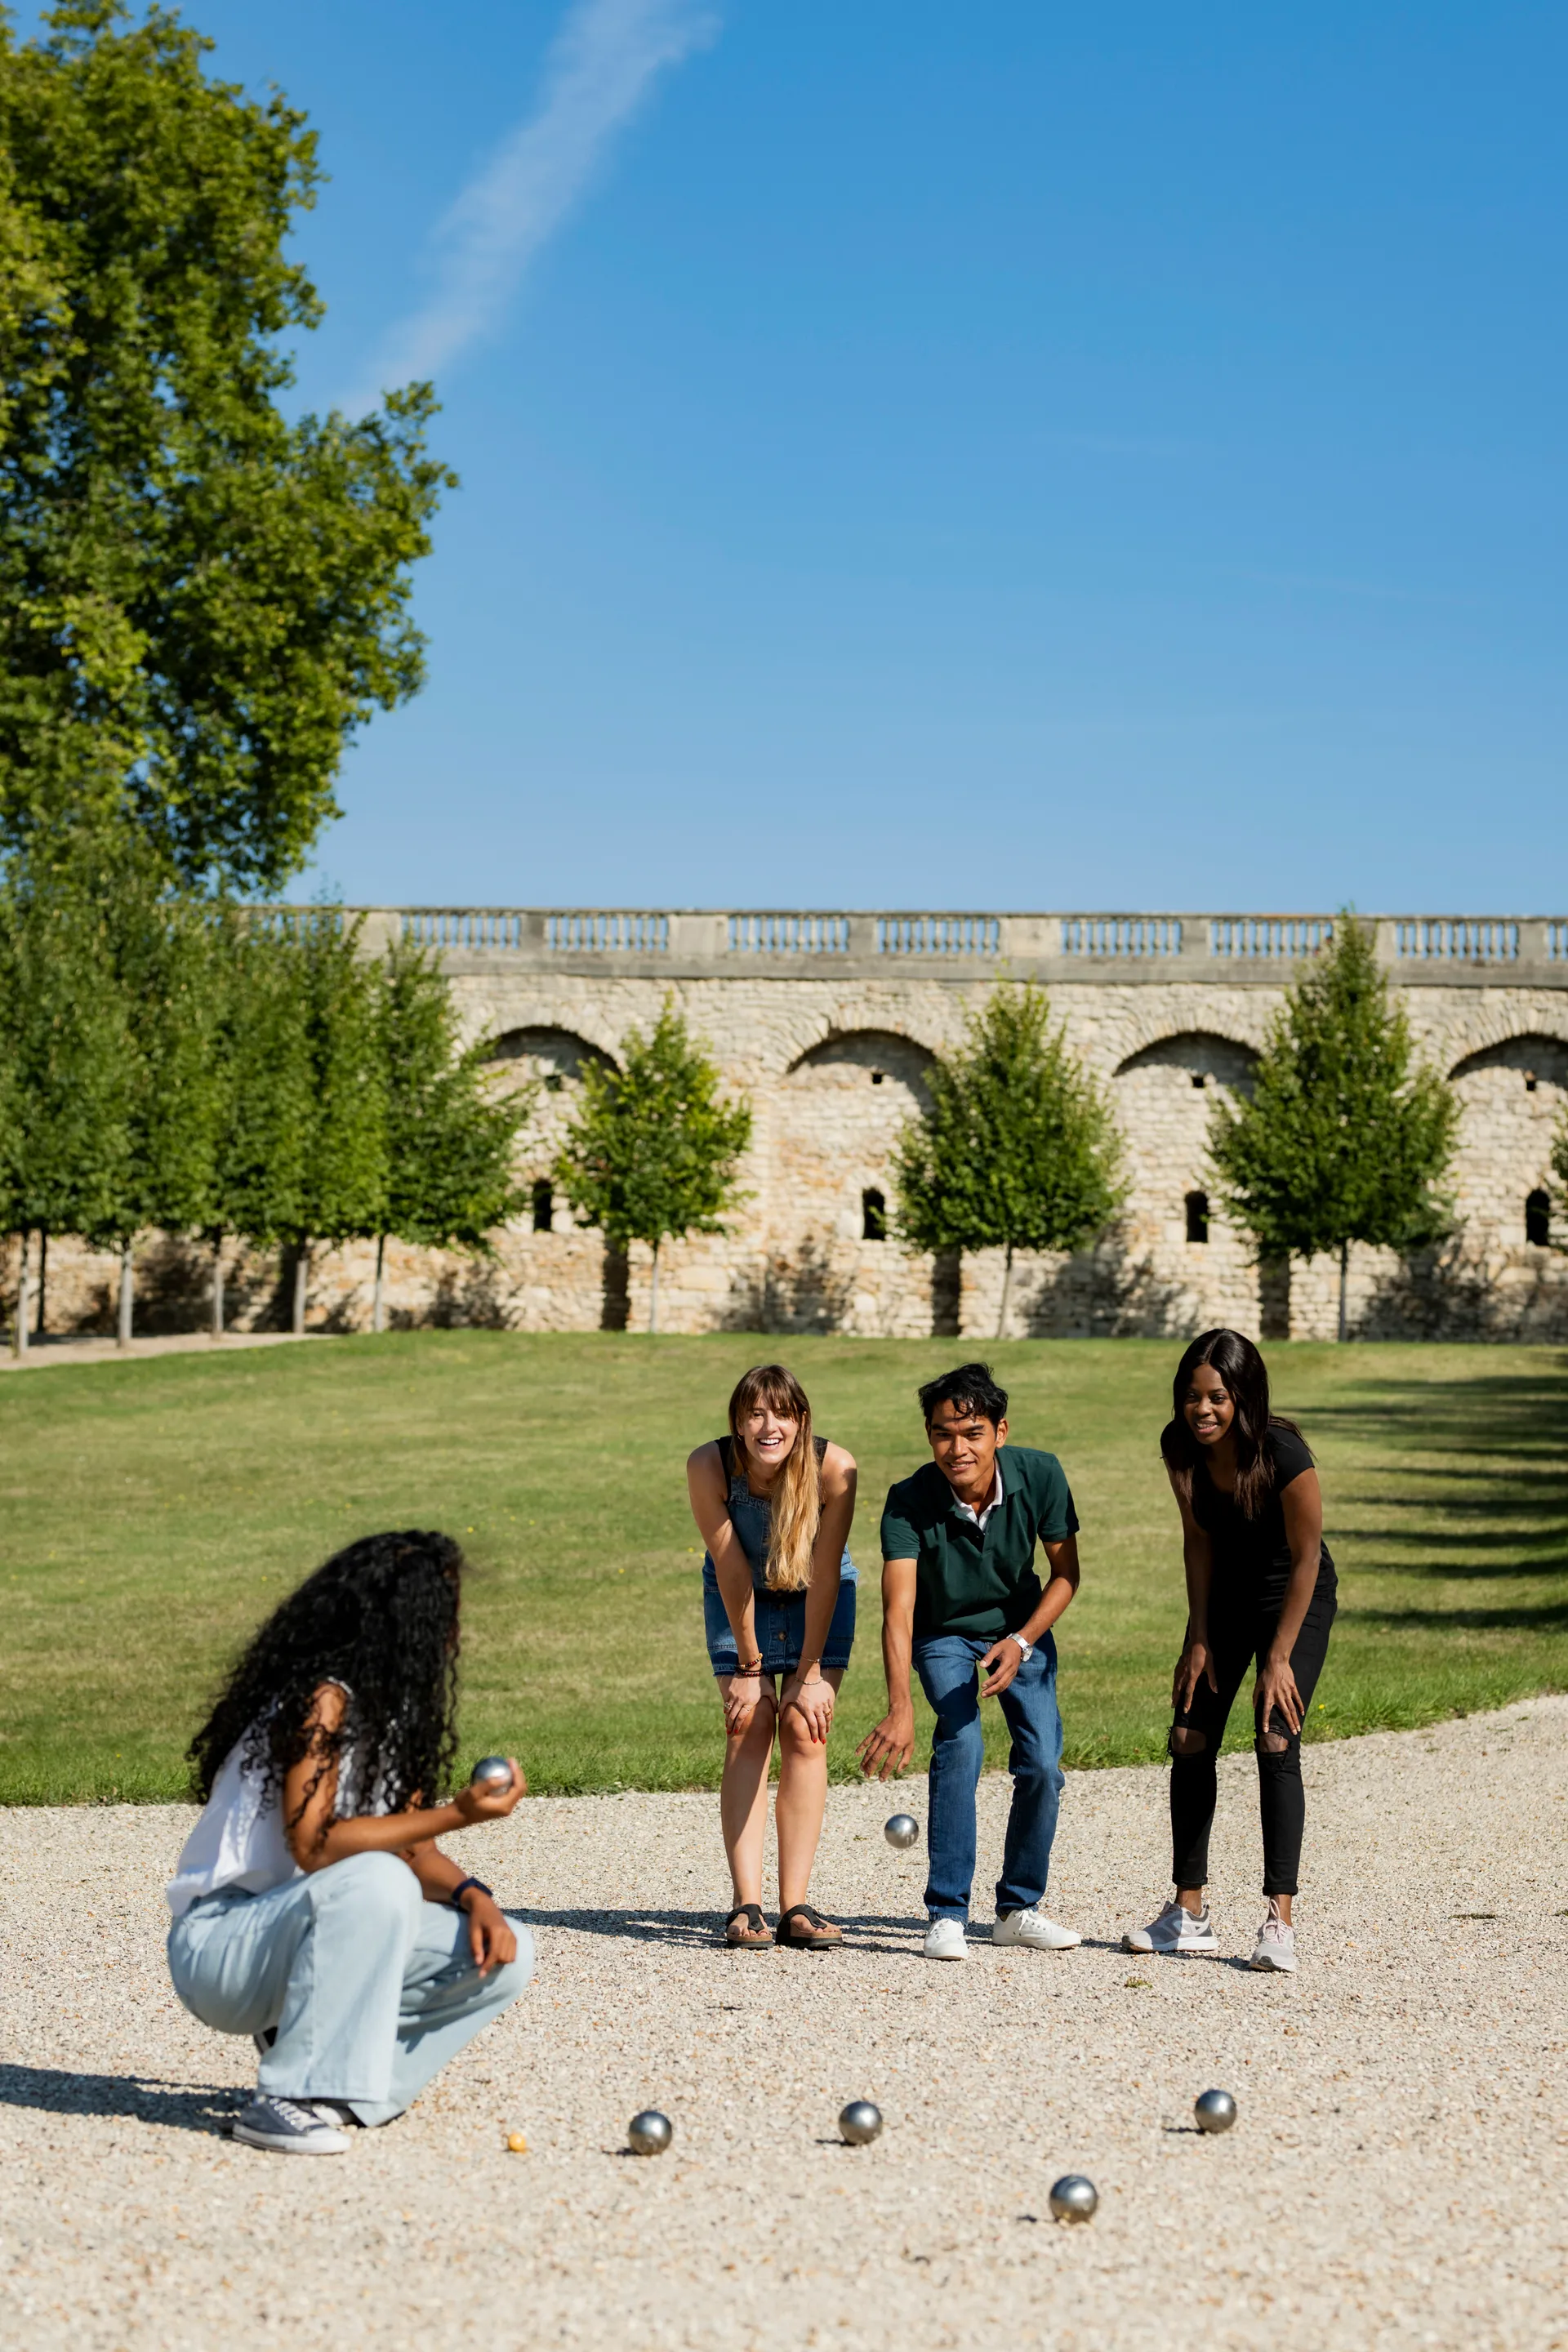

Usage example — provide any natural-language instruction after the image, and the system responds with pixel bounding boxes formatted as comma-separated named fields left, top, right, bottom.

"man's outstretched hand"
left=857, top=1708, right=915, bottom=1781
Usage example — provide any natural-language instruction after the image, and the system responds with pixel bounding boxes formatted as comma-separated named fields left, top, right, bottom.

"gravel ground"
left=2, top=1699, right=1566, bottom=2351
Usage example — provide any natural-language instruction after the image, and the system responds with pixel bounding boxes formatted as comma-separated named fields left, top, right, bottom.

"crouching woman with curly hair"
left=167, top=1530, right=532, bottom=2156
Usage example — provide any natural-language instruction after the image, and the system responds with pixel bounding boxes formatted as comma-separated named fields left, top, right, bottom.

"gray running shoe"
left=1123, top=1896, right=1220, bottom=1956
left=232, top=2094, right=350, bottom=2155
left=1250, top=1913, right=1298, bottom=1972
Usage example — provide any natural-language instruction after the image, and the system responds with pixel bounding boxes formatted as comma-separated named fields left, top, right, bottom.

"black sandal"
left=724, top=1903, right=773, bottom=1949
left=775, top=1904, right=843, bottom=1951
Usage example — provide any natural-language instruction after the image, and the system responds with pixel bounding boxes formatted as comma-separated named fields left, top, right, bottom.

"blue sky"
left=176, top=3, right=1564, bottom=910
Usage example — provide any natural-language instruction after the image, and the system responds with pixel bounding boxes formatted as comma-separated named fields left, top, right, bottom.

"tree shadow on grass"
left=0, top=2065, right=236, bottom=2136
left=1340, top=1597, right=1568, bottom=1634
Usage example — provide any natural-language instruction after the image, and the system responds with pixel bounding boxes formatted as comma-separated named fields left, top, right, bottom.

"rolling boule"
left=1048, top=2174, right=1098, bottom=2222
left=838, top=2100, right=883, bottom=2145
left=627, top=2109, right=673, bottom=2156
left=1194, top=2088, right=1236, bottom=2134
left=883, top=1814, right=920, bottom=1851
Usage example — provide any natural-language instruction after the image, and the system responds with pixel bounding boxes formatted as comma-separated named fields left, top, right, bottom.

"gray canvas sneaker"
left=232, top=2094, right=350, bottom=2155
left=1123, top=1895, right=1220, bottom=1956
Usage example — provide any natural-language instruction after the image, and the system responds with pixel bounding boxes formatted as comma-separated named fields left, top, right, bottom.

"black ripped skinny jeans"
left=1169, top=1566, right=1337, bottom=1898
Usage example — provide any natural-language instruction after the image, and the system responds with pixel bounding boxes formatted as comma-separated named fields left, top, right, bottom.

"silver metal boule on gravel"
left=470, top=1755, right=514, bottom=1791
left=883, top=1814, right=920, bottom=1850
left=1048, top=2174, right=1098, bottom=2221
left=627, top=2109, right=673, bottom=2156
left=838, top=2100, right=883, bottom=2145
left=1194, top=2088, right=1237, bottom=2134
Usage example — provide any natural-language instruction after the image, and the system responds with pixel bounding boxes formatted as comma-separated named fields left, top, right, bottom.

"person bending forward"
left=687, top=1363, right=858, bottom=1950
left=858, top=1362, right=1083, bottom=1962
left=167, top=1530, right=532, bottom=2154
left=1124, top=1328, right=1338, bottom=1974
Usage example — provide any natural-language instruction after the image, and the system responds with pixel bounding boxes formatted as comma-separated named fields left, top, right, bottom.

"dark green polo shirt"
left=880, top=1446, right=1080, bottom=1641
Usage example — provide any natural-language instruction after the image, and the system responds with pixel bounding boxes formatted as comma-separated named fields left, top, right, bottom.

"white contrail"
left=340, top=0, right=719, bottom=413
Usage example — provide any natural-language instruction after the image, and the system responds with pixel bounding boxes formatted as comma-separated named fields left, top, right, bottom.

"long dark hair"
left=1159, top=1330, right=1307, bottom=1520
left=187, top=1531, right=465, bottom=1824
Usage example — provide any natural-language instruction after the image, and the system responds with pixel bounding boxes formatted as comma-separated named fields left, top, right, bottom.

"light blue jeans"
left=913, top=1631, right=1065, bottom=1922
left=167, top=1851, right=534, bottom=2127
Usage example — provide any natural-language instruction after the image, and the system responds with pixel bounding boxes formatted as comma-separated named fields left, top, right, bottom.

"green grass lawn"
left=2, top=1333, right=1566, bottom=1804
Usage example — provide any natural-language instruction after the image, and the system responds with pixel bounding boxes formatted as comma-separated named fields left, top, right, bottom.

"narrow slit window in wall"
left=862, top=1187, right=887, bottom=1241
left=1185, top=1190, right=1209, bottom=1245
left=532, top=1179, right=554, bottom=1234
left=1526, top=1188, right=1550, bottom=1246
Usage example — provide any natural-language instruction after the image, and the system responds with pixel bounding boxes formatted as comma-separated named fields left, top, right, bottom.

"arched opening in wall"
left=862, top=1188, right=887, bottom=1241
left=1185, top=1191, right=1209, bottom=1245
left=1114, top=1031, right=1262, bottom=1089
left=532, top=1179, right=554, bottom=1234
left=484, top=1026, right=617, bottom=1084
left=1526, top=1188, right=1550, bottom=1247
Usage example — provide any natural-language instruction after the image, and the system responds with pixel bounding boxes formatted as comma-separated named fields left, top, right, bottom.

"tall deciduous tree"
left=89, top=841, right=223, bottom=1343
left=372, top=941, right=533, bottom=1331
left=0, top=838, right=133, bottom=1352
left=0, top=3, right=453, bottom=889
left=892, top=984, right=1125, bottom=1338
left=555, top=1000, right=752, bottom=1334
left=209, top=915, right=311, bottom=1334
left=1207, top=916, right=1458, bottom=1339
left=283, top=911, right=386, bottom=1333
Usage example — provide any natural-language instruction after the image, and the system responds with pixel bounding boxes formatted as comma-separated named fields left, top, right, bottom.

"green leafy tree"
left=892, top=983, right=1125, bottom=1338
left=372, top=940, right=534, bottom=1331
left=281, top=911, right=387, bottom=1332
left=555, top=1000, right=752, bottom=1334
left=86, top=842, right=223, bottom=1343
left=0, top=838, right=133, bottom=1352
left=1207, top=916, right=1459, bottom=1339
left=208, top=915, right=311, bottom=1334
left=0, top=3, right=454, bottom=889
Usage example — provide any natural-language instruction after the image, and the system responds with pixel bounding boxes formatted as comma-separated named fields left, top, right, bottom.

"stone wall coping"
left=282, top=907, right=1568, bottom=991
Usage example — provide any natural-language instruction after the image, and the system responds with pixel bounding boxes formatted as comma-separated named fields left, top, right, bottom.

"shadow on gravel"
left=0, top=2065, right=236, bottom=2136
left=523, top=1905, right=924, bottom=1956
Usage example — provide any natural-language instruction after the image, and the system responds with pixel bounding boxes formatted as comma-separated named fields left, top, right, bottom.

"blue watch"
left=450, top=1875, right=493, bottom=1911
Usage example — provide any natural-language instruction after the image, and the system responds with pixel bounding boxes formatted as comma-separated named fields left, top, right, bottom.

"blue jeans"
left=913, top=1632, right=1064, bottom=1921
left=167, top=1851, right=535, bottom=2127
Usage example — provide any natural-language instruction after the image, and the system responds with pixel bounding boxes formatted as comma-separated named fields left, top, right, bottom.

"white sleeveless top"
left=166, top=1689, right=381, bottom=1918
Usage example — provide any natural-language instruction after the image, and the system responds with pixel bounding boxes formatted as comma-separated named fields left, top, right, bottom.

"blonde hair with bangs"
left=728, top=1363, right=821, bottom=1592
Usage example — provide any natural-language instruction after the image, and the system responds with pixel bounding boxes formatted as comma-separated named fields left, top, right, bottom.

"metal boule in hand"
left=470, top=1755, right=514, bottom=1791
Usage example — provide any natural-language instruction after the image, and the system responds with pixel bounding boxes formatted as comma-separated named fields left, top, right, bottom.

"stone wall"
left=8, top=910, right=1568, bottom=1345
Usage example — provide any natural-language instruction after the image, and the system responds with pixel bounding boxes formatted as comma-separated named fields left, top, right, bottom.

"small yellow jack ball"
left=506, top=2132, right=528, bottom=2154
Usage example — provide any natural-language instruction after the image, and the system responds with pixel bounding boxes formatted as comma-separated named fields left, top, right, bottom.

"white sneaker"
left=993, top=1907, right=1082, bottom=1951
left=924, top=1917, right=969, bottom=1961
left=1250, top=1911, right=1298, bottom=1972
left=1122, top=1896, right=1220, bottom=1956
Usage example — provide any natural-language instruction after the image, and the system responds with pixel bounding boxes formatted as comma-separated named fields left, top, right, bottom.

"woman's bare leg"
left=774, top=1669, right=844, bottom=1914
left=719, top=1677, right=778, bottom=1906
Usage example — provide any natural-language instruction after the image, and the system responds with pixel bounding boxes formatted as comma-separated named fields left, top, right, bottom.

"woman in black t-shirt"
left=1123, top=1328, right=1337, bottom=1975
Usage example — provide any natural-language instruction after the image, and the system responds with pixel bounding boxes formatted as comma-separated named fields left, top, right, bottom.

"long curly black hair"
left=187, top=1531, right=465, bottom=1826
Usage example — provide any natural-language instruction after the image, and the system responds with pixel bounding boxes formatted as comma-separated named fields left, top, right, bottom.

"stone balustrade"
left=312, top=906, right=1568, bottom=987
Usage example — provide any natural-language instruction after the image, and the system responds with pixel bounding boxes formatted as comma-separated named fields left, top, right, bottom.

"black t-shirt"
left=1192, top=1423, right=1334, bottom=1594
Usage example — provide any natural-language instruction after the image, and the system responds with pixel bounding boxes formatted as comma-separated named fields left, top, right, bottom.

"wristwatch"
left=1009, top=1634, right=1034, bottom=1664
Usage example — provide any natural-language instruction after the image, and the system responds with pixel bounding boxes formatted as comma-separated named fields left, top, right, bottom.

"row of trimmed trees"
left=893, top=917, right=1470, bottom=1339
left=0, top=896, right=1542, bottom=1348
left=0, top=843, right=530, bottom=1353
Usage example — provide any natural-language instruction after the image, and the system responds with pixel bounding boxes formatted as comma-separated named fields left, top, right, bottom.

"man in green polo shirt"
left=858, top=1362, right=1083, bottom=1962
